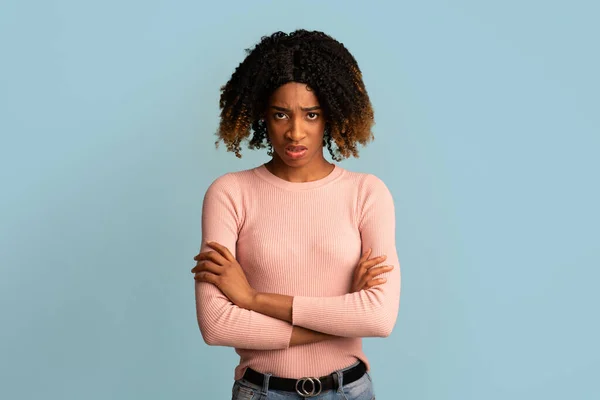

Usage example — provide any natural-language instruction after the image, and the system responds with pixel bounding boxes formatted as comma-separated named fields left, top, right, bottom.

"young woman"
left=192, top=29, right=401, bottom=400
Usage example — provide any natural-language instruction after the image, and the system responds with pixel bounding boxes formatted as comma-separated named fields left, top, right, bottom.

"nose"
left=286, top=116, right=306, bottom=141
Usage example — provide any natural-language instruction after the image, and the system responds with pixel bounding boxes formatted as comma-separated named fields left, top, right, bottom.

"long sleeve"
left=291, top=175, right=401, bottom=337
left=194, top=174, right=294, bottom=349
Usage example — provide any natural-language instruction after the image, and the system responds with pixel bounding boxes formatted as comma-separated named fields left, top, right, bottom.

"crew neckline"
left=253, top=163, right=343, bottom=191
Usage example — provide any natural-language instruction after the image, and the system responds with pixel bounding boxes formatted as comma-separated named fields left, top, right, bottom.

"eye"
left=273, top=112, right=287, bottom=120
left=307, top=112, right=320, bottom=120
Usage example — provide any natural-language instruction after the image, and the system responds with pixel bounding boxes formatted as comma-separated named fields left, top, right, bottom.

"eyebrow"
left=270, top=105, right=322, bottom=112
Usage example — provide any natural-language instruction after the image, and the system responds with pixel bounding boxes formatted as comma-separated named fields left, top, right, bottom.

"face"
left=264, top=82, right=327, bottom=167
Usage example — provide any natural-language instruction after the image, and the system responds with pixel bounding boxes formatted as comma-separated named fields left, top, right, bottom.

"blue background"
left=1, top=1, right=598, bottom=399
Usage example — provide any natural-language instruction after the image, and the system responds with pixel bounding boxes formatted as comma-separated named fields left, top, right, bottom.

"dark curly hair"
left=215, top=29, right=375, bottom=162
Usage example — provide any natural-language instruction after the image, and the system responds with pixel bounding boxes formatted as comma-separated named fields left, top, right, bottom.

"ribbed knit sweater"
left=195, top=163, right=401, bottom=380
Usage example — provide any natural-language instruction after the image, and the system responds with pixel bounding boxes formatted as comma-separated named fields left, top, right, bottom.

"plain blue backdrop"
left=1, top=1, right=598, bottom=399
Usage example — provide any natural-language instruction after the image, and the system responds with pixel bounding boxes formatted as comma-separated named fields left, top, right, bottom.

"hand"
left=351, top=248, right=393, bottom=292
left=191, top=242, right=257, bottom=309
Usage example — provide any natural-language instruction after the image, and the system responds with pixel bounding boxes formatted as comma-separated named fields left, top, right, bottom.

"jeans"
left=231, top=360, right=376, bottom=400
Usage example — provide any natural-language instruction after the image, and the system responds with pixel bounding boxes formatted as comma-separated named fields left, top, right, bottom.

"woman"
left=192, top=29, right=401, bottom=400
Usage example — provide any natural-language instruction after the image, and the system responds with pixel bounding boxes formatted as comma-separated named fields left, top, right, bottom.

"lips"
left=286, top=145, right=307, bottom=151
left=284, top=145, right=308, bottom=160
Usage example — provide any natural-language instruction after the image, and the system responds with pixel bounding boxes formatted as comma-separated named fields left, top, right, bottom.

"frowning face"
left=265, top=82, right=327, bottom=168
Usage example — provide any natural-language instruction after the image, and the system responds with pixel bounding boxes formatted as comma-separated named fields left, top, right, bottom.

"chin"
left=282, top=159, right=309, bottom=167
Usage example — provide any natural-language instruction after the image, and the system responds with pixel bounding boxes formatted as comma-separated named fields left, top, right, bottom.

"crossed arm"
left=195, top=280, right=338, bottom=348
left=194, top=175, right=401, bottom=350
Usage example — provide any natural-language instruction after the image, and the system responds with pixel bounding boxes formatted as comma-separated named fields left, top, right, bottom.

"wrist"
left=245, top=289, right=259, bottom=311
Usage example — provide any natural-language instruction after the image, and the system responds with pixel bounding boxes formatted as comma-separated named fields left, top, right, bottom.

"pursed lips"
left=286, top=145, right=307, bottom=151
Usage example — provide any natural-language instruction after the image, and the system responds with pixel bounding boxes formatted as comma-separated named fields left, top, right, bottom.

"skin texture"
left=263, top=82, right=334, bottom=182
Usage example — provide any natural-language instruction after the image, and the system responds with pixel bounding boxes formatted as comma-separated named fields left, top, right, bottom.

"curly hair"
left=215, top=29, right=375, bottom=161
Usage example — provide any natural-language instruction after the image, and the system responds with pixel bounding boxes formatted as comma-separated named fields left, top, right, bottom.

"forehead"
left=268, top=82, right=320, bottom=106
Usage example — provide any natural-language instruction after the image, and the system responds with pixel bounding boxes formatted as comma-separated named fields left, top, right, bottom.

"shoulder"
left=346, top=172, right=395, bottom=225
left=206, top=166, right=257, bottom=189
left=349, top=171, right=396, bottom=226
left=204, top=167, right=256, bottom=199
left=361, top=173, right=390, bottom=192
left=341, top=167, right=392, bottom=198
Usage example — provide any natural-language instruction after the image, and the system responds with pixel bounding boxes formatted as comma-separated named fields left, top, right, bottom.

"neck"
left=265, top=156, right=334, bottom=183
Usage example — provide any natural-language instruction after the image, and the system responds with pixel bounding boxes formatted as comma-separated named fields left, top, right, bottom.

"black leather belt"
left=242, top=360, right=367, bottom=397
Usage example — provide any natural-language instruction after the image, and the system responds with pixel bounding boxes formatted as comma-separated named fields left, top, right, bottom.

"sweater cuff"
left=292, top=296, right=311, bottom=327
left=259, top=317, right=294, bottom=349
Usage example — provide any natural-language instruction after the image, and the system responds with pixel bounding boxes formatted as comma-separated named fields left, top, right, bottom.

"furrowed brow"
left=301, top=106, right=321, bottom=111
left=270, top=106, right=321, bottom=112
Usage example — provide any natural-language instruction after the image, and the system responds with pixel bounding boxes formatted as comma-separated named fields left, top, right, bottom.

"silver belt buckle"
left=295, top=376, right=322, bottom=397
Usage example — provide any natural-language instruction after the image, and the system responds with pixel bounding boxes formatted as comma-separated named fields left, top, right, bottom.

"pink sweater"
left=195, top=163, right=401, bottom=380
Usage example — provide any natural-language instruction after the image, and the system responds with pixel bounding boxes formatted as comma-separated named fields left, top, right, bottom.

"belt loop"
left=332, top=371, right=340, bottom=391
left=261, top=372, right=272, bottom=396
left=334, top=369, right=344, bottom=393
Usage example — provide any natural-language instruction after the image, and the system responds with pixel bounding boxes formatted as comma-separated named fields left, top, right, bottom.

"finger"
left=358, top=248, right=372, bottom=263
left=362, top=255, right=387, bottom=269
left=194, top=250, right=227, bottom=266
left=356, top=275, right=375, bottom=291
left=352, top=257, right=371, bottom=284
left=356, top=255, right=387, bottom=277
left=357, top=265, right=392, bottom=288
left=363, top=278, right=387, bottom=289
left=193, top=251, right=213, bottom=261
left=191, top=261, right=221, bottom=275
left=356, top=272, right=375, bottom=290
left=355, top=276, right=367, bottom=290
left=194, top=271, right=219, bottom=286
left=366, top=265, right=394, bottom=279
left=206, top=242, right=235, bottom=262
